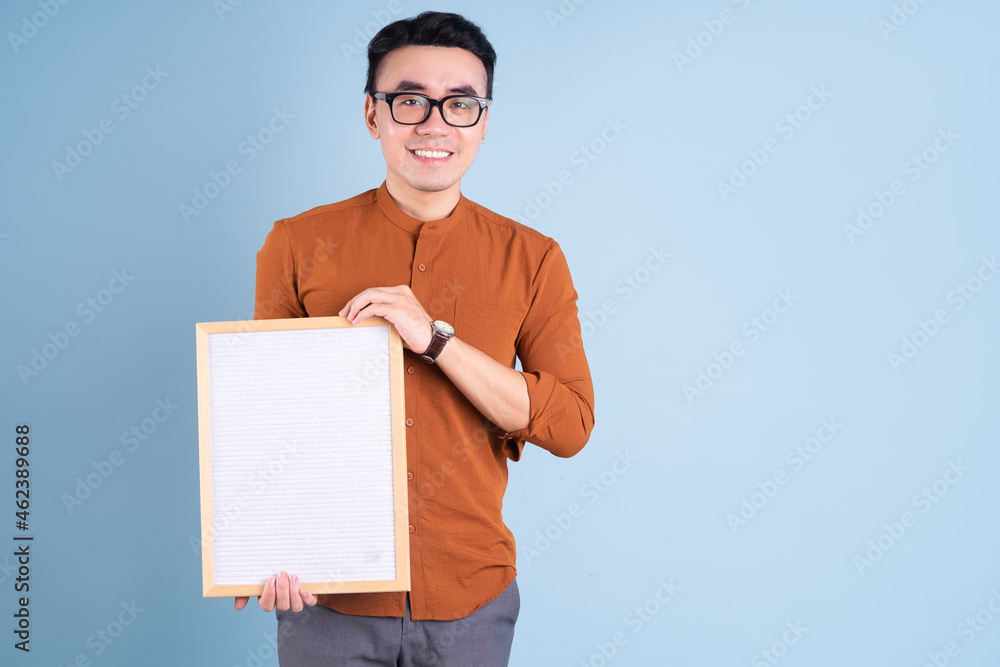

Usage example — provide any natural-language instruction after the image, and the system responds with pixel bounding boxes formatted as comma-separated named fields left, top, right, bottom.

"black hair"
left=365, top=11, right=497, bottom=100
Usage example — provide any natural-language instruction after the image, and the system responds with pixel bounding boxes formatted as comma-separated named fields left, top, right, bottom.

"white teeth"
left=414, top=150, right=451, bottom=158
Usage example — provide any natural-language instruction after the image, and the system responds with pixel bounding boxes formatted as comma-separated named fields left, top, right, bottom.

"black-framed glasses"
left=372, top=92, right=490, bottom=127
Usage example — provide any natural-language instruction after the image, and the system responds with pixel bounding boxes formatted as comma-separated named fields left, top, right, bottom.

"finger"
left=350, top=301, right=387, bottom=325
left=288, top=574, right=305, bottom=612
left=234, top=596, right=249, bottom=610
left=338, top=298, right=354, bottom=319
left=339, top=288, right=379, bottom=320
left=341, top=288, right=401, bottom=321
left=341, top=298, right=374, bottom=321
left=340, top=286, right=415, bottom=321
left=258, top=576, right=276, bottom=612
left=275, top=571, right=291, bottom=611
left=300, top=586, right=318, bottom=607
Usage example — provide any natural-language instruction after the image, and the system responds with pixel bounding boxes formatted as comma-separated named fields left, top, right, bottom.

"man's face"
left=365, top=45, right=489, bottom=197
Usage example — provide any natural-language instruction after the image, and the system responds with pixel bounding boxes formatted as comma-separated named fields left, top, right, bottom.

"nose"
left=417, top=101, right=452, bottom=132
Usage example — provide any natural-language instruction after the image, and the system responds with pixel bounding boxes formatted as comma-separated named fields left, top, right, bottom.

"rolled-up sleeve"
left=254, top=220, right=307, bottom=320
left=501, top=239, right=595, bottom=460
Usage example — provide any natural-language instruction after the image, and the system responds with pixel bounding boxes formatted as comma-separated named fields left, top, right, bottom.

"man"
left=237, top=11, right=595, bottom=665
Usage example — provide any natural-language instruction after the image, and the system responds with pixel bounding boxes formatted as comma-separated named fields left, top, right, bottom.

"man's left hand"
left=339, top=285, right=434, bottom=354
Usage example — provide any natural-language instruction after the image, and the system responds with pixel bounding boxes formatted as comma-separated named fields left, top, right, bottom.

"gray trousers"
left=275, top=578, right=519, bottom=666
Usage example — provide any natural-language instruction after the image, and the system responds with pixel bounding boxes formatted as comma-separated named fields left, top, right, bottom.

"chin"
left=406, top=174, right=461, bottom=193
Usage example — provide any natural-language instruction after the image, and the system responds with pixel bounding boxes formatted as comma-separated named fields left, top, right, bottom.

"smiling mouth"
left=410, top=149, right=453, bottom=159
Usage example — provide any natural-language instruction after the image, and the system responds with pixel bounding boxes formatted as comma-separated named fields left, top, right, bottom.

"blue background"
left=2, top=0, right=999, bottom=665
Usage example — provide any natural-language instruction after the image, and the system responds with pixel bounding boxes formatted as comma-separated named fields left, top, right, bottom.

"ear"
left=364, top=93, right=380, bottom=139
left=480, top=104, right=489, bottom=143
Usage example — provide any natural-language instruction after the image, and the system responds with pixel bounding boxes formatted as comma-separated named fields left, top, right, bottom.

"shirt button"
left=408, top=524, right=415, bottom=533
left=428, top=225, right=437, bottom=230
left=407, top=366, right=415, bottom=374
left=417, top=263, right=427, bottom=272
left=405, top=418, right=414, bottom=427
left=406, top=471, right=413, bottom=480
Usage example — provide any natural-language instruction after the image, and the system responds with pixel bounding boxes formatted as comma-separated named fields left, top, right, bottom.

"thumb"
left=299, top=587, right=318, bottom=606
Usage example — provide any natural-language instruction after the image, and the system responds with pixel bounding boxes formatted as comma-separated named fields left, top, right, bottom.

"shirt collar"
left=375, top=181, right=468, bottom=237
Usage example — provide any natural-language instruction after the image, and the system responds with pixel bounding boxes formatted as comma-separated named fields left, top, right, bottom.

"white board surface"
left=196, top=316, right=409, bottom=597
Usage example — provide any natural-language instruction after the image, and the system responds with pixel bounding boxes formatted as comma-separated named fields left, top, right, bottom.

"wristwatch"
left=419, top=320, right=455, bottom=364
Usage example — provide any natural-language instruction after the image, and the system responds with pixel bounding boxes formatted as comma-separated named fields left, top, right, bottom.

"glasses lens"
left=391, top=94, right=430, bottom=123
left=442, top=97, right=481, bottom=127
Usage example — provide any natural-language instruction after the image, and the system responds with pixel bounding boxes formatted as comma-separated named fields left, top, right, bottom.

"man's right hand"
left=234, top=571, right=318, bottom=612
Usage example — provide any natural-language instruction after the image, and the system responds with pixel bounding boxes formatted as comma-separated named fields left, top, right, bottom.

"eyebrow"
left=391, top=79, right=482, bottom=96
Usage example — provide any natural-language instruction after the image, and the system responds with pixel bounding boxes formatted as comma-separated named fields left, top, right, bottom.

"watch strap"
left=420, top=321, right=453, bottom=364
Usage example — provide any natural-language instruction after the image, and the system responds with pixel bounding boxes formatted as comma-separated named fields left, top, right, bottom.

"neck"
left=385, top=174, right=461, bottom=222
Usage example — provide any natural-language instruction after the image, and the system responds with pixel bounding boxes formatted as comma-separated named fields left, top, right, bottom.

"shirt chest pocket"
left=454, top=301, right=524, bottom=367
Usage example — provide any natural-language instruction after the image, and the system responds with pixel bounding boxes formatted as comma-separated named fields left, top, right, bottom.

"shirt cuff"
left=499, top=370, right=563, bottom=462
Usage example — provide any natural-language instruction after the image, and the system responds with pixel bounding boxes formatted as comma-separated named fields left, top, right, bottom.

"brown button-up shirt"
left=253, top=181, right=595, bottom=620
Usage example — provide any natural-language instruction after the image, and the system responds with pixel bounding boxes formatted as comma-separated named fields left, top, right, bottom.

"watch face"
left=434, top=320, right=455, bottom=336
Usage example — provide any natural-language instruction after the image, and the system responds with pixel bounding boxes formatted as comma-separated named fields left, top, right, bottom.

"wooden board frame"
left=195, top=315, right=409, bottom=598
